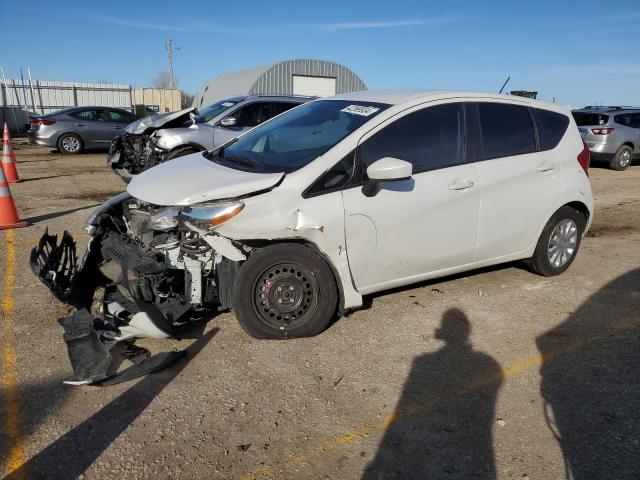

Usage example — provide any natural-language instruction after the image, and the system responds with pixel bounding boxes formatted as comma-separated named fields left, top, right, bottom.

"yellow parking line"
left=242, top=314, right=640, bottom=479
left=1, top=230, right=27, bottom=478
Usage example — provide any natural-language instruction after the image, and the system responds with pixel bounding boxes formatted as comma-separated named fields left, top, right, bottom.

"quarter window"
left=478, top=103, right=536, bottom=159
left=361, top=103, right=465, bottom=175
left=535, top=108, right=570, bottom=151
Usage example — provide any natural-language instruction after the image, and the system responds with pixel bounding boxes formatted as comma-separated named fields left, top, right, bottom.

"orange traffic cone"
left=2, top=122, right=20, bottom=183
left=0, top=162, right=28, bottom=229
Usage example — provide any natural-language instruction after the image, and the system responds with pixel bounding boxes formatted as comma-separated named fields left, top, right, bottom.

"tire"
left=57, top=133, right=83, bottom=154
left=164, top=146, right=201, bottom=162
left=233, top=243, right=338, bottom=339
left=528, top=206, right=585, bottom=277
left=609, top=145, right=633, bottom=171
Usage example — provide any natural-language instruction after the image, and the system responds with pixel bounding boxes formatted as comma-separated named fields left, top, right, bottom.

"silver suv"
left=572, top=106, right=640, bottom=170
left=108, top=94, right=313, bottom=182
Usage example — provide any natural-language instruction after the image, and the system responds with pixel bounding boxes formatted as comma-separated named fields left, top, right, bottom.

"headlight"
left=150, top=208, right=180, bottom=231
left=179, top=202, right=244, bottom=231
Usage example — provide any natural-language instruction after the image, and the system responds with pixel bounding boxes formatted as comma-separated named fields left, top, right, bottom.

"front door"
left=342, top=102, right=481, bottom=292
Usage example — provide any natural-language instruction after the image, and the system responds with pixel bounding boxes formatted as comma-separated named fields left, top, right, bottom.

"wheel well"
left=241, top=238, right=345, bottom=314
left=564, top=201, right=590, bottom=224
left=621, top=142, right=634, bottom=150
left=171, top=143, right=204, bottom=153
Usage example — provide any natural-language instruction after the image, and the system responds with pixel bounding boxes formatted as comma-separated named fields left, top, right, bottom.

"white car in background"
left=32, top=90, right=593, bottom=381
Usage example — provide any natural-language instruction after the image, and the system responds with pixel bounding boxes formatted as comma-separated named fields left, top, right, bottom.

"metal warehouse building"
left=193, top=59, right=367, bottom=108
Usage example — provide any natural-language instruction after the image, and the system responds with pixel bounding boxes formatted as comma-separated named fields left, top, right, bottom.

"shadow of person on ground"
left=4, top=326, right=218, bottom=480
left=363, top=308, right=503, bottom=479
left=537, top=268, right=640, bottom=480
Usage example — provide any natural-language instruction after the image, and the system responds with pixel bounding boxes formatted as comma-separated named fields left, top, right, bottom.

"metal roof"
left=193, top=59, right=367, bottom=108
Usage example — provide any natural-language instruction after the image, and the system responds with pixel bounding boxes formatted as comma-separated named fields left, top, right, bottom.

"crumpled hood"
left=125, top=107, right=196, bottom=134
left=127, top=152, right=284, bottom=206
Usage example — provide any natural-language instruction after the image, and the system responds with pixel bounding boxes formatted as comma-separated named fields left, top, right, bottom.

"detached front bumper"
left=30, top=228, right=187, bottom=385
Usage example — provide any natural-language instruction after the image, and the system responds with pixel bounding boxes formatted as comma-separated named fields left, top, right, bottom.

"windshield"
left=572, top=112, right=609, bottom=126
left=208, top=100, right=390, bottom=173
left=196, top=99, right=238, bottom=123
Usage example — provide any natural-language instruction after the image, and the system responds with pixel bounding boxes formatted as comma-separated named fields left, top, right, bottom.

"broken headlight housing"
left=149, top=208, right=180, bottom=231
left=179, top=202, right=244, bottom=232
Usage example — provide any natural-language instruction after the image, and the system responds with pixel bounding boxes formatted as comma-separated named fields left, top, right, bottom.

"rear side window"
left=572, top=112, right=609, bottom=126
left=535, top=108, right=570, bottom=151
left=478, top=103, right=536, bottom=160
left=362, top=103, right=465, bottom=175
left=614, top=113, right=635, bottom=127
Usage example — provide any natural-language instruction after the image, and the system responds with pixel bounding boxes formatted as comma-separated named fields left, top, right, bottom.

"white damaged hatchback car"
left=32, top=90, right=593, bottom=351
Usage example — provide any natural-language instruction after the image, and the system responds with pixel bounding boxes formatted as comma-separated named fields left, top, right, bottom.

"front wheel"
left=233, top=243, right=338, bottom=339
left=528, top=206, right=585, bottom=277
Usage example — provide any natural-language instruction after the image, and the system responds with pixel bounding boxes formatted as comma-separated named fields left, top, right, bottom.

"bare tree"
left=151, top=71, right=178, bottom=89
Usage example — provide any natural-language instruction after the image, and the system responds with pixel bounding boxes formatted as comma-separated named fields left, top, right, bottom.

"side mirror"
left=189, top=111, right=197, bottom=125
left=220, top=117, right=237, bottom=128
left=362, top=157, right=413, bottom=197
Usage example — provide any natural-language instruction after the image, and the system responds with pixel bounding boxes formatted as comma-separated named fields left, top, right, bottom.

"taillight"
left=577, top=139, right=590, bottom=176
left=590, top=127, right=614, bottom=135
left=31, top=119, right=56, bottom=126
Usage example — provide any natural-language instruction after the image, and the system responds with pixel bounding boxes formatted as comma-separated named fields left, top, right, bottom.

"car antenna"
left=498, top=76, right=510, bottom=94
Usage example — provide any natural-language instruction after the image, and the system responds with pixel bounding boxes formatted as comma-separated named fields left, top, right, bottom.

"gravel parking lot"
left=1, top=142, right=639, bottom=479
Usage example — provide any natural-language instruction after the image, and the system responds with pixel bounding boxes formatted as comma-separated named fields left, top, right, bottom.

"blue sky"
left=1, top=0, right=639, bottom=107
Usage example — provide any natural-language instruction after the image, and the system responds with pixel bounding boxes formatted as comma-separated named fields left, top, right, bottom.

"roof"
left=573, top=106, right=640, bottom=113
left=326, top=89, right=564, bottom=111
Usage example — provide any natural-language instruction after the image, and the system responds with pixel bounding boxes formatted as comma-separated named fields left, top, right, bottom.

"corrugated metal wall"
left=249, top=59, right=367, bottom=96
left=0, top=79, right=132, bottom=115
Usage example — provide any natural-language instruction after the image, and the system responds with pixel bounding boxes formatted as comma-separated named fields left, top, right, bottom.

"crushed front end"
left=108, top=133, right=165, bottom=183
left=30, top=192, right=246, bottom=385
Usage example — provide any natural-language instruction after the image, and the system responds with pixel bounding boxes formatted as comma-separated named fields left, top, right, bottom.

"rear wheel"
left=233, top=243, right=338, bottom=339
left=610, top=145, right=633, bottom=171
left=528, top=206, right=585, bottom=277
left=57, top=133, right=83, bottom=154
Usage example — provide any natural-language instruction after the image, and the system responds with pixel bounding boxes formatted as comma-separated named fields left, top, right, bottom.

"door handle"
left=113, top=126, right=122, bottom=129
left=448, top=180, right=475, bottom=191
left=537, top=163, right=555, bottom=172
left=75, top=123, right=86, bottom=127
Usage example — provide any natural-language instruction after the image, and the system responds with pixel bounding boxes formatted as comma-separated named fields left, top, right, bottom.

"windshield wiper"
left=222, top=155, right=266, bottom=172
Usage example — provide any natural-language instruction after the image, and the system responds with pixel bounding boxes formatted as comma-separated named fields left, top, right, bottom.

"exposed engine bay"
left=30, top=193, right=246, bottom=385
left=107, top=107, right=196, bottom=183
left=108, top=132, right=163, bottom=179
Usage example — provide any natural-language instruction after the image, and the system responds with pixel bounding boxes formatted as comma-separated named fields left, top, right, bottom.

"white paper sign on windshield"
left=341, top=105, right=380, bottom=116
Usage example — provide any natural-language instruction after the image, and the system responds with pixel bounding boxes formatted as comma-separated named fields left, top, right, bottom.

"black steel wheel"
left=233, top=243, right=338, bottom=339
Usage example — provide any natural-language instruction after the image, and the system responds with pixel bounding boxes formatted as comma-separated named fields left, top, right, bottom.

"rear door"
left=342, top=102, right=481, bottom=290
left=68, top=108, right=108, bottom=146
left=104, top=109, right=136, bottom=142
left=473, top=101, right=562, bottom=261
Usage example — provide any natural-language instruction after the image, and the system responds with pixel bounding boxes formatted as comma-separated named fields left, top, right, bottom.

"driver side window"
left=233, top=102, right=272, bottom=128
left=361, top=103, right=465, bottom=176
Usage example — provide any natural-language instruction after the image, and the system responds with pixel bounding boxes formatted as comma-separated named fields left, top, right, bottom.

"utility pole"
left=165, top=38, right=176, bottom=89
